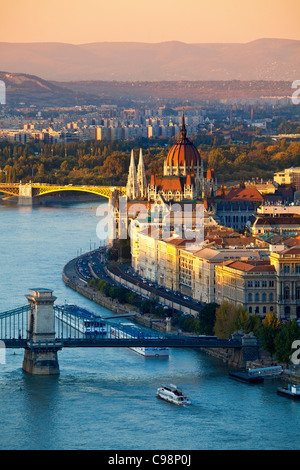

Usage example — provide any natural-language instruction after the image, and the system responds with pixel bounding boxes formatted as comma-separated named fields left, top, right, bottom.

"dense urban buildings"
left=1, top=99, right=300, bottom=324
left=117, top=116, right=300, bottom=322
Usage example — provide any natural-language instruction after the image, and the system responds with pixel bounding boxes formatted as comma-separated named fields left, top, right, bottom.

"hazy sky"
left=1, top=0, right=299, bottom=44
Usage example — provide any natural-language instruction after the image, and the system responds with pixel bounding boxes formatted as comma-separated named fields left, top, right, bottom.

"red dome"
left=166, top=114, right=200, bottom=168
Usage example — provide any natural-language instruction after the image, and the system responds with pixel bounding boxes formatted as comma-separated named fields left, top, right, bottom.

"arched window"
left=262, top=292, right=266, bottom=302
left=284, top=285, right=290, bottom=300
left=296, top=286, right=300, bottom=300
left=255, top=293, right=259, bottom=302
left=285, top=306, right=290, bottom=317
left=269, top=292, right=274, bottom=302
left=248, top=293, right=252, bottom=302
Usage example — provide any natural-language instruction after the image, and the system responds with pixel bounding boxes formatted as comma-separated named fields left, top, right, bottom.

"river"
left=0, top=199, right=299, bottom=450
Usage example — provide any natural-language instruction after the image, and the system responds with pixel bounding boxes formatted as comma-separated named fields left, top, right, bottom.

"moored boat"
left=228, top=370, right=264, bottom=384
left=277, top=384, right=300, bottom=400
left=55, top=304, right=107, bottom=335
left=110, top=323, right=169, bottom=357
left=156, top=384, right=191, bottom=405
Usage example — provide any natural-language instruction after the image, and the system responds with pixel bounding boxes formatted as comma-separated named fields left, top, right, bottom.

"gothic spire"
left=137, top=148, right=147, bottom=198
left=126, top=149, right=139, bottom=200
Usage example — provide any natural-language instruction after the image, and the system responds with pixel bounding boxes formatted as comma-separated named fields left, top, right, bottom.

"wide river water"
left=0, top=199, right=299, bottom=450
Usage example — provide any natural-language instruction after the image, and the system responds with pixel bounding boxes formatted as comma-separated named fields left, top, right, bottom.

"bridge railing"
left=0, top=304, right=242, bottom=350
left=0, top=305, right=32, bottom=340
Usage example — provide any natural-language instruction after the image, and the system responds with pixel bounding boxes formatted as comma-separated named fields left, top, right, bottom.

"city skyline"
left=1, top=0, right=300, bottom=44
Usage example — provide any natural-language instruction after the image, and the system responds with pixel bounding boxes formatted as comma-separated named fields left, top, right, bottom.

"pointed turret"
left=180, top=111, right=187, bottom=139
left=150, top=173, right=156, bottom=186
left=137, top=148, right=147, bottom=198
left=126, top=149, right=139, bottom=200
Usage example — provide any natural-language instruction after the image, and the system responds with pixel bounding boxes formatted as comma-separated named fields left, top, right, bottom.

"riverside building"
left=215, top=246, right=300, bottom=320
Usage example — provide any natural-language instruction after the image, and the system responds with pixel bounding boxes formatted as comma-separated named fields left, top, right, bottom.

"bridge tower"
left=22, top=288, right=61, bottom=375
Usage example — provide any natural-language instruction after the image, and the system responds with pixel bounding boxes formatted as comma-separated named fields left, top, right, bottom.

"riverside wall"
left=62, top=259, right=169, bottom=333
left=62, top=254, right=300, bottom=377
left=62, top=255, right=247, bottom=364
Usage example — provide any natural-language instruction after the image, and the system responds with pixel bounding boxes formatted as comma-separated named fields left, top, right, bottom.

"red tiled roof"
left=224, top=188, right=263, bottom=202
left=255, top=216, right=300, bottom=225
left=222, top=237, right=256, bottom=246
left=223, top=260, right=275, bottom=273
left=156, top=176, right=184, bottom=192
left=283, top=247, right=300, bottom=255
left=164, top=237, right=195, bottom=247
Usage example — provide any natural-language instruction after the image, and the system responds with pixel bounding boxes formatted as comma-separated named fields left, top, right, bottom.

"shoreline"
left=62, top=254, right=173, bottom=334
left=62, top=250, right=300, bottom=381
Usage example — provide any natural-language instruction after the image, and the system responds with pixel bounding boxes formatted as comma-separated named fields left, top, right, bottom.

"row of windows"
left=224, top=215, right=250, bottom=223
left=248, top=292, right=274, bottom=302
left=249, top=306, right=273, bottom=314
left=248, top=287, right=300, bottom=301
left=283, top=285, right=300, bottom=300
left=248, top=280, right=274, bottom=287
left=282, top=264, right=300, bottom=273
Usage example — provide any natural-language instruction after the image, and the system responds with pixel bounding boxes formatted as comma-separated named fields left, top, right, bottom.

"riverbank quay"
left=62, top=253, right=173, bottom=334
left=62, top=250, right=300, bottom=378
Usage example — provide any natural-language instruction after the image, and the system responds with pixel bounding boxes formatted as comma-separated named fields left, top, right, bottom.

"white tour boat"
left=110, top=322, right=169, bottom=357
left=157, top=384, right=191, bottom=405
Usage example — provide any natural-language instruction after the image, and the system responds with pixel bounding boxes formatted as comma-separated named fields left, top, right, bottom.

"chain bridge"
left=0, top=183, right=126, bottom=205
left=0, top=289, right=258, bottom=375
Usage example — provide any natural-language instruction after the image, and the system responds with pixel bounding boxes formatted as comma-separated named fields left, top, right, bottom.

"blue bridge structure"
left=0, top=289, right=258, bottom=375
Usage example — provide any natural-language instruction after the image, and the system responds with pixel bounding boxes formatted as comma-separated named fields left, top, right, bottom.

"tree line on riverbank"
left=1, top=136, right=300, bottom=186
left=89, top=277, right=300, bottom=365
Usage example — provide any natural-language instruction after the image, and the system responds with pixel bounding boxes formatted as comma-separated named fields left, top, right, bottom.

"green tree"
left=259, top=311, right=281, bottom=358
left=214, top=301, right=249, bottom=339
left=198, top=303, right=218, bottom=335
left=249, top=314, right=261, bottom=337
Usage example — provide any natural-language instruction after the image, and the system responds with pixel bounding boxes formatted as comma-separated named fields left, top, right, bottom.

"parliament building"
left=126, top=113, right=217, bottom=203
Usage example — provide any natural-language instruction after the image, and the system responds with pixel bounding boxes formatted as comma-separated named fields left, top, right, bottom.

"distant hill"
left=0, top=71, right=294, bottom=107
left=0, top=72, right=98, bottom=107
left=0, top=39, right=299, bottom=81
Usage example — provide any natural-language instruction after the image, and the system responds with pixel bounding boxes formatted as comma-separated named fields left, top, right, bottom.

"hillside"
left=0, top=39, right=299, bottom=82
left=0, top=71, right=293, bottom=107
left=0, top=72, right=98, bottom=107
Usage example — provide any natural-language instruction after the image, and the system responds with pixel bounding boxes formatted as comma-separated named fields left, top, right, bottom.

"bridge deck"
left=3, top=337, right=240, bottom=349
left=0, top=303, right=241, bottom=350
left=0, top=183, right=126, bottom=199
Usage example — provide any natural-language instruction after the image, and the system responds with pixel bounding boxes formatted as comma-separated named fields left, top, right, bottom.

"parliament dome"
left=165, top=114, right=201, bottom=170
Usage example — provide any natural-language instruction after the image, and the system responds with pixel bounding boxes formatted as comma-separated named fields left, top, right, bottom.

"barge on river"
left=277, top=384, right=300, bottom=400
left=229, top=366, right=283, bottom=384
left=55, top=304, right=107, bottom=335
left=110, top=322, right=169, bottom=357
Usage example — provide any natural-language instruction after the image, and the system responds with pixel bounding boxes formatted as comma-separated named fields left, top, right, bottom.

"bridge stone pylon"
left=22, top=288, right=61, bottom=375
left=18, top=183, right=33, bottom=206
